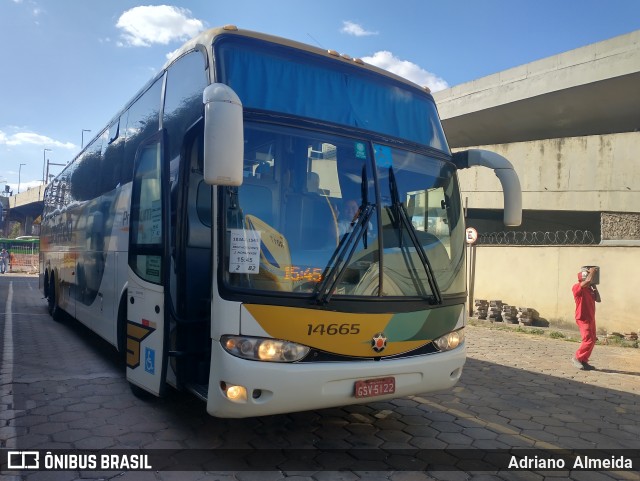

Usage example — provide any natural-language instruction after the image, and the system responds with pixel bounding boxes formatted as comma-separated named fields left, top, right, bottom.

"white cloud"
left=11, top=0, right=43, bottom=19
left=341, top=21, right=378, bottom=37
left=116, top=5, right=205, bottom=47
left=0, top=130, right=75, bottom=149
left=165, top=47, right=181, bottom=61
left=362, top=51, right=449, bottom=92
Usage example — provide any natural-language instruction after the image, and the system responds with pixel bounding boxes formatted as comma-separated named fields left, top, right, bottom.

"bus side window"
left=102, top=119, right=125, bottom=191
left=66, top=135, right=102, bottom=202
left=122, top=75, right=163, bottom=185
left=163, top=50, right=208, bottom=164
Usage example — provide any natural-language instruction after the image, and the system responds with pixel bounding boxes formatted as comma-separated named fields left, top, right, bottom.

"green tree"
left=9, top=222, right=21, bottom=239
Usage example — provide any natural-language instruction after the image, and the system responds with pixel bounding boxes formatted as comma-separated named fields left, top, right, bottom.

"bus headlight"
left=434, top=329, right=465, bottom=352
left=222, top=336, right=310, bottom=362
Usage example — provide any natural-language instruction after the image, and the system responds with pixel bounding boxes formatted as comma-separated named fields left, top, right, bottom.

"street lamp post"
left=42, top=148, right=52, bottom=184
left=18, top=163, right=26, bottom=193
left=81, top=129, right=91, bottom=149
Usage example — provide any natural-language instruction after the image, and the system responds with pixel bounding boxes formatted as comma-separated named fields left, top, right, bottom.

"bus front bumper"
left=206, top=341, right=466, bottom=418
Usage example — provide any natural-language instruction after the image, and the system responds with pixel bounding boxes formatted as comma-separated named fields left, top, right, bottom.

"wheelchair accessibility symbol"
left=144, top=347, right=155, bottom=375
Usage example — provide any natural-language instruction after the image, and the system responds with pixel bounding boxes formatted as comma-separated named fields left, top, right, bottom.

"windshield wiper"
left=388, top=167, right=442, bottom=305
left=314, top=203, right=375, bottom=305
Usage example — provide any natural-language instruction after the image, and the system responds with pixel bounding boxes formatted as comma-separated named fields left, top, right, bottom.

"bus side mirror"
left=452, top=149, right=522, bottom=227
left=203, top=83, right=244, bottom=186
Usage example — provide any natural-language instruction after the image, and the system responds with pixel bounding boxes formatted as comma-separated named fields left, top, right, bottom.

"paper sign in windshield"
left=229, top=229, right=261, bottom=274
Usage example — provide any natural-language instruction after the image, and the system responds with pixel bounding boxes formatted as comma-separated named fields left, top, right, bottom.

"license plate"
left=354, top=377, right=395, bottom=399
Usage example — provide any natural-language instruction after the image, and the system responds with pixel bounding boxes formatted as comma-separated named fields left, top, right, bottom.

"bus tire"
left=129, top=382, right=154, bottom=400
left=116, top=293, right=128, bottom=367
left=43, top=271, right=49, bottom=299
left=47, top=276, right=63, bottom=322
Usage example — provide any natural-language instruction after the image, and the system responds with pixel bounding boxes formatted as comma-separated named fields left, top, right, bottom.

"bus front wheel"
left=129, top=382, right=154, bottom=400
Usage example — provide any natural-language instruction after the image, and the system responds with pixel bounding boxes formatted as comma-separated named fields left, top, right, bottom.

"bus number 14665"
left=307, top=323, right=360, bottom=336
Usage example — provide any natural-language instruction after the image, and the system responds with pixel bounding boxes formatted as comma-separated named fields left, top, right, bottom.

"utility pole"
left=42, top=148, right=52, bottom=184
left=18, top=163, right=26, bottom=193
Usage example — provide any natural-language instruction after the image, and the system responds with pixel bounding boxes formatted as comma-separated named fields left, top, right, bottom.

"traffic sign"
left=465, top=227, right=478, bottom=245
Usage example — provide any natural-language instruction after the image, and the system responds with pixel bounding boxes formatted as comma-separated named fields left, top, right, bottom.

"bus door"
left=126, top=132, right=169, bottom=396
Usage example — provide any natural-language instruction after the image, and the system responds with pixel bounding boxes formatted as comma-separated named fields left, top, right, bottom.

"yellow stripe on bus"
left=244, top=304, right=429, bottom=357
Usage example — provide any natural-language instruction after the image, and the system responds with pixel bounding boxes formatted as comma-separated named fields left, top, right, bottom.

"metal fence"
left=0, top=238, right=39, bottom=273
left=477, top=230, right=597, bottom=246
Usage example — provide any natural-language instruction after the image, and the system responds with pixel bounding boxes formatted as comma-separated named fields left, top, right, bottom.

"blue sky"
left=1, top=0, right=639, bottom=193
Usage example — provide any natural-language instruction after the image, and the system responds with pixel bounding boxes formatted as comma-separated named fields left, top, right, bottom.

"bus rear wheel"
left=47, top=277, right=63, bottom=322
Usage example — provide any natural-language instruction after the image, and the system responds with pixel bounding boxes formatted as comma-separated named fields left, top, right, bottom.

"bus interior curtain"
left=217, top=41, right=443, bottom=147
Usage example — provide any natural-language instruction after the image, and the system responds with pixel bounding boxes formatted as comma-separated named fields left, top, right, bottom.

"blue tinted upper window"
left=214, top=36, right=449, bottom=153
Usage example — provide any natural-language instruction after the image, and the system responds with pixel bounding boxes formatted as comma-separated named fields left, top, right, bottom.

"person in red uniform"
left=571, top=267, right=601, bottom=370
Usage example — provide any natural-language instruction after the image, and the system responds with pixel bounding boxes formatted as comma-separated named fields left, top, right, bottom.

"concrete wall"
left=470, top=244, right=638, bottom=334
left=9, top=184, right=45, bottom=209
left=601, top=212, right=640, bottom=240
left=458, top=131, right=640, bottom=214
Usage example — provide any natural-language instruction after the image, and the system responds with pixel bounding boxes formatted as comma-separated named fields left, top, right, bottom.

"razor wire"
left=477, top=230, right=596, bottom=246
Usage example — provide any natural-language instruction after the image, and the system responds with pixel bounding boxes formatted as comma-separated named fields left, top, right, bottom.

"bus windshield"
left=220, top=122, right=465, bottom=299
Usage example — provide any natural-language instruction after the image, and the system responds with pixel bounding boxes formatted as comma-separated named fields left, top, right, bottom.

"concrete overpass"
left=4, top=184, right=46, bottom=237
left=434, top=29, right=640, bottom=221
left=434, top=29, right=640, bottom=147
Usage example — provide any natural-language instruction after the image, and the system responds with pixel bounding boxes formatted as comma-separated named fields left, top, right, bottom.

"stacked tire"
left=501, top=305, right=518, bottom=323
left=474, top=300, right=488, bottom=320
left=488, top=300, right=503, bottom=322
left=517, top=307, right=540, bottom=326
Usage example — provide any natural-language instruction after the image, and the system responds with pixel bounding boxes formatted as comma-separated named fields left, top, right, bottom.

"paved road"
left=1, top=274, right=639, bottom=480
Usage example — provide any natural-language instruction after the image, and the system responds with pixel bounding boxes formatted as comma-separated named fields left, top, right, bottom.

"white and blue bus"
left=41, top=26, right=521, bottom=417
